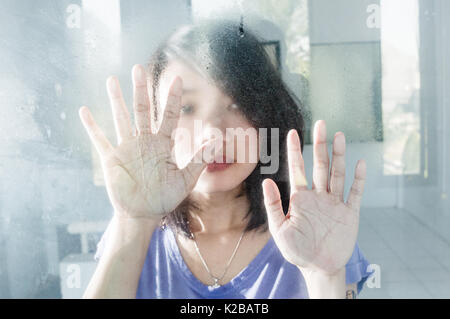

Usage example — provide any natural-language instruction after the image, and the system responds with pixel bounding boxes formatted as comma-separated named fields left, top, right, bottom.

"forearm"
left=83, top=215, right=160, bottom=299
left=298, top=267, right=346, bottom=299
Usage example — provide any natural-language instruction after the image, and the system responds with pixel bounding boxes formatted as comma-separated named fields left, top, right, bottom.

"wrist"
left=113, top=210, right=164, bottom=224
left=297, top=266, right=345, bottom=279
left=297, top=266, right=346, bottom=299
left=103, top=214, right=160, bottom=255
left=111, top=214, right=161, bottom=235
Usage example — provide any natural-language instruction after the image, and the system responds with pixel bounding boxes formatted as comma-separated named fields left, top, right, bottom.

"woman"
left=81, top=20, right=372, bottom=299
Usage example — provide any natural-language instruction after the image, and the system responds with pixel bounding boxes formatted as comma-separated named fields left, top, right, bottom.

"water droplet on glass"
left=238, top=15, right=245, bottom=38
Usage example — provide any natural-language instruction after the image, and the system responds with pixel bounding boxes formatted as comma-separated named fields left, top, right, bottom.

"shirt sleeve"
left=93, top=218, right=114, bottom=262
left=345, top=242, right=373, bottom=295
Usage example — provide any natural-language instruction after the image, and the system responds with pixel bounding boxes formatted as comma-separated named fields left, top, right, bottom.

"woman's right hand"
left=79, top=64, right=218, bottom=220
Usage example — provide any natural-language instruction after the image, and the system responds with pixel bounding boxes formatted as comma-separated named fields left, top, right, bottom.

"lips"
left=206, top=155, right=234, bottom=172
left=206, top=162, right=233, bottom=172
left=211, top=155, right=234, bottom=164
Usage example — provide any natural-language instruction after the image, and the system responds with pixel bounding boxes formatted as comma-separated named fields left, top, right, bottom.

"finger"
left=79, top=106, right=114, bottom=158
left=287, top=129, right=308, bottom=194
left=329, top=132, right=346, bottom=201
left=346, top=160, right=367, bottom=211
left=157, top=77, right=183, bottom=139
left=132, top=65, right=152, bottom=135
left=177, top=139, right=223, bottom=189
left=107, top=76, right=133, bottom=145
left=262, top=178, right=286, bottom=234
left=312, top=120, right=329, bottom=193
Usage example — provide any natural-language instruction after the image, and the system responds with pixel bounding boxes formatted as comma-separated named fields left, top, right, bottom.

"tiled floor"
left=357, top=207, right=450, bottom=298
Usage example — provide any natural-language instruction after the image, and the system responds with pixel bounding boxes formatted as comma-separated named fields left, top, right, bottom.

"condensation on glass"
left=0, top=0, right=449, bottom=299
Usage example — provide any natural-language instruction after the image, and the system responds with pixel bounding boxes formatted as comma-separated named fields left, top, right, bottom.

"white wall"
left=399, top=0, right=450, bottom=242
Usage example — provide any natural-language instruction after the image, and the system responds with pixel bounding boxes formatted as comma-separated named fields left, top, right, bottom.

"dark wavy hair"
left=146, top=19, right=306, bottom=239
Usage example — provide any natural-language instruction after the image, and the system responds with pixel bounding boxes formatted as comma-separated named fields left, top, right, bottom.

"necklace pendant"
left=210, top=278, right=220, bottom=289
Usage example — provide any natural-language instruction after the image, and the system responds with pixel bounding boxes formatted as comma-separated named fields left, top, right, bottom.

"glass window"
left=0, top=0, right=449, bottom=300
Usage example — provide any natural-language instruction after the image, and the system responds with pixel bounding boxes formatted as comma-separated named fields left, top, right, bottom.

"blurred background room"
left=0, top=0, right=449, bottom=298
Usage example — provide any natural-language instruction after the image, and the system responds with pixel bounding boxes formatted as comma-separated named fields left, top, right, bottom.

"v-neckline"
left=165, top=224, right=275, bottom=296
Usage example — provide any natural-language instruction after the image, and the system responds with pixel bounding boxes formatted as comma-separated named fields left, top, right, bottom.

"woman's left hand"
left=262, top=120, right=366, bottom=276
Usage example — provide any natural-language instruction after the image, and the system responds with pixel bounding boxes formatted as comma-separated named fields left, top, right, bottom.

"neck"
left=188, top=183, right=250, bottom=236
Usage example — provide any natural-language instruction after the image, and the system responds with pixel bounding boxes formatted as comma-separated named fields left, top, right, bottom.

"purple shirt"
left=95, top=220, right=372, bottom=298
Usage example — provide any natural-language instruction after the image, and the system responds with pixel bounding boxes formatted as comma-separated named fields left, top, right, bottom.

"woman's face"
left=155, top=59, right=259, bottom=193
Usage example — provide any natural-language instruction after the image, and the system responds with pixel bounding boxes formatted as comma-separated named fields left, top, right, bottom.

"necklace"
left=189, top=227, right=245, bottom=289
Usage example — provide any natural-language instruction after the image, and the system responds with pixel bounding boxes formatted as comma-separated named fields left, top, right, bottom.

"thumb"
left=178, top=138, right=223, bottom=187
left=262, top=178, right=286, bottom=234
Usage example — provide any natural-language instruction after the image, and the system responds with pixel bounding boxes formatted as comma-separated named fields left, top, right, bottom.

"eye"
left=227, top=103, right=240, bottom=111
left=181, top=104, right=194, bottom=115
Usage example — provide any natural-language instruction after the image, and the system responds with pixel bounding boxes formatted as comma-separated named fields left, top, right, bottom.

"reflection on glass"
left=192, top=0, right=310, bottom=76
left=192, top=0, right=312, bottom=142
left=381, top=0, right=421, bottom=176
left=0, top=0, right=449, bottom=300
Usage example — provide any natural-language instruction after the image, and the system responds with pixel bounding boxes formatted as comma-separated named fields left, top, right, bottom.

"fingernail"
left=359, top=160, right=366, bottom=170
left=172, top=77, right=183, bottom=96
left=107, top=77, right=120, bottom=97
left=134, top=66, right=146, bottom=85
left=291, top=129, right=300, bottom=143
left=335, top=132, right=345, bottom=143
left=315, top=120, right=326, bottom=141
left=263, top=180, right=277, bottom=200
left=80, top=107, right=92, bottom=125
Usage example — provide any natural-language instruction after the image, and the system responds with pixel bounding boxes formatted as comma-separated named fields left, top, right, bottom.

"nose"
left=198, top=117, right=235, bottom=160
left=200, top=122, right=228, bottom=145
left=199, top=110, right=228, bottom=142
